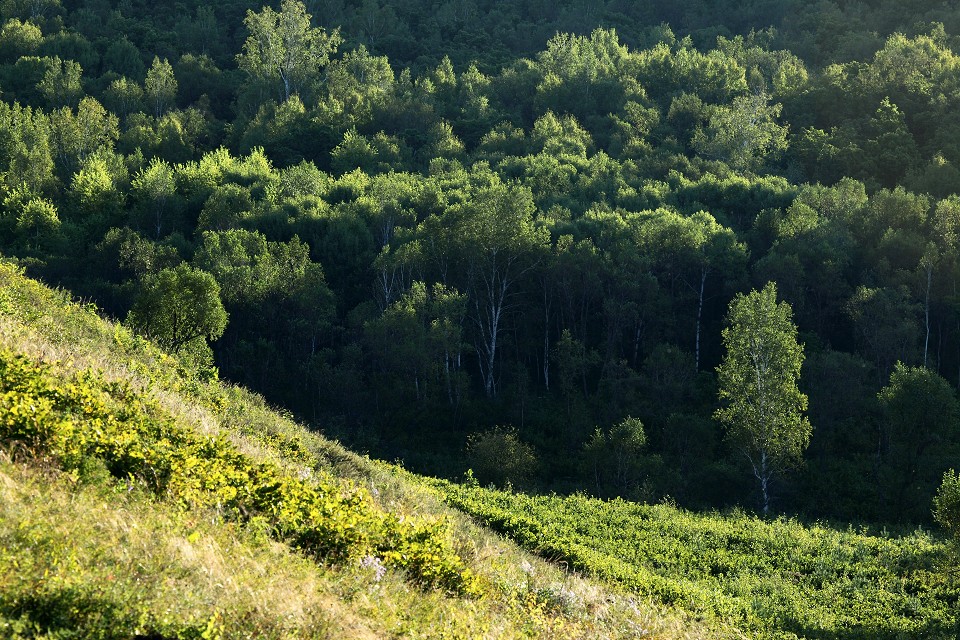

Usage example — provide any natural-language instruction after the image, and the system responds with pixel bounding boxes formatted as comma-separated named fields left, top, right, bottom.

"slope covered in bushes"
left=430, top=478, right=960, bottom=639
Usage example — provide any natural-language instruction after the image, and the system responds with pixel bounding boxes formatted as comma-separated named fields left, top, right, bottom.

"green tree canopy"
left=716, top=282, right=811, bottom=515
left=238, top=0, right=341, bottom=103
left=126, top=263, right=228, bottom=354
left=145, top=56, right=177, bottom=118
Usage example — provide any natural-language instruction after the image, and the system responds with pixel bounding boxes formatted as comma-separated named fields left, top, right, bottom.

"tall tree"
left=238, top=0, right=341, bottom=103
left=451, top=180, right=549, bottom=397
left=716, top=282, right=811, bottom=515
left=145, top=57, right=177, bottom=118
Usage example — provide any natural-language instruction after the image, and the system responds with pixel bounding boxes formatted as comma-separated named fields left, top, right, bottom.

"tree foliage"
left=934, top=470, right=960, bottom=551
left=716, top=282, right=811, bottom=514
left=0, top=0, right=959, bottom=523
left=126, top=263, right=228, bottom=354
left=238, top=0, right=341, bottom=103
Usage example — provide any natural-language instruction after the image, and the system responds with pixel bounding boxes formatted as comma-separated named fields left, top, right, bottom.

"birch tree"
left=145, top=57, right=177, bottom=117
left=716, top=282, right=811, bottom=515
left=454, top=181, right=548, bottom=397
left=640, top=209, right=746, bottom=371
left=692, top=92, right=788, bottom=172
left=238, top=0, right=341, bottom=103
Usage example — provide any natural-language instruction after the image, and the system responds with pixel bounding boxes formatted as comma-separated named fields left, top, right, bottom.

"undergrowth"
left=0, top=348, right=479, bottom=596
left=428, top=480, right=960, bottom=639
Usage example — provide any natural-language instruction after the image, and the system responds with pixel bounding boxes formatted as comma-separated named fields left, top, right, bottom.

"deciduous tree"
left=126, top=263, right=228, bottom=353
left=238, top=0, right=341, bottom=103
left=716, top=282, right=811, bottom=515
left=145, top=57, right=177, bottom=118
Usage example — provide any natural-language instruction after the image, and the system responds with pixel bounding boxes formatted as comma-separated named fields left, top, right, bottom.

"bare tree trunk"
left=759, top=452, right=770, bottom=516
left=924, top=262, right=932, bottom=368
left=696, top=268, right=707, bottom=372
left=476, top=267, right=507, bottom=397
left=154, top=201, right=165, bottom=239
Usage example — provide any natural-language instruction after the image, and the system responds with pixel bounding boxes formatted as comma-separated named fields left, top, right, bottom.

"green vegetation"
left=431, top=479, right=960, bottom=639
left=3, top=0, right=960, bottom=635
left=1, top=0, right=957, bottom=522
left=0, top=347, right=479, bottom=595
left=0, top=261, right=717, bottom=638
left=935, top=470, right=960, bottom=554
left=716, top=283, right=811, bottom=515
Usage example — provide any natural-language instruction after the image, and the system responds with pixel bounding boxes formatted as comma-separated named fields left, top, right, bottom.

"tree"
left=878, top=364, right=958, bottom=515
left=103, top=77, right=143, bottom=120
left=324, top=44, right=394, bottom=127
left=453, top=180, right=549, bottom=397
left=145, top=57, right=177, bottom=118
left=582, top=416, right=647, bottom=497
left=14, top=195, right=59, bottom=249
left=126, top=263, right=228, bottom=354
left=364, top=280, right=467, bottom=406
left=467, top=426, right=538, bottom=488
left=0, top=102, right=54, bottom=193
left=37, top=56, right=81, bottom=107
left=692, top=93, right=788, bottom=172
left=131, top=158, right=177, bottom=239
left=49, top=97, right=119, bottom=178
left=638, top=209, right=747, bottom=371
left=534, top=28, right=634, bottom=120
left=716, top=282, right=811, bottom=515
left=0, top=18, right=42, bottom=63
left=238, top=0, right=341, bottom=103
left=69, top=154, right=123, bottom=227
left=101, top=38, right=144, bottom=79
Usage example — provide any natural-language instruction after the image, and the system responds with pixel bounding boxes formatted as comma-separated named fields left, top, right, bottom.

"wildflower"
left=360, top=555, right=387, bottom=582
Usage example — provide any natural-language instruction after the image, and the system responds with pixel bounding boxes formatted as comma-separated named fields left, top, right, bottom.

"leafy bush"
left=467, top=426, right=538, bottom=488
left=0, top=349, right=480, bottom=596
left=934, top=469, right=960, bottom=549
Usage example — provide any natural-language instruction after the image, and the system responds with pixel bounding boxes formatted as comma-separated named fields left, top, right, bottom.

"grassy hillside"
left=428, top=481, right=960, bottom=639
left=0, top=261, right=721, bottom=639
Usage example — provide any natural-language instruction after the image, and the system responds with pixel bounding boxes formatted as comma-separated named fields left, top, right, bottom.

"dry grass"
left=0, top=458, right=386, bottom=639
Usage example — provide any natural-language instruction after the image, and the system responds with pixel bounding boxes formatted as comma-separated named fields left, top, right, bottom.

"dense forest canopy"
left=2, top=0, right=960, bottom=524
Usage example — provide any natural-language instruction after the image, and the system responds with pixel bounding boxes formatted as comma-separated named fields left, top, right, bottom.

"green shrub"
left=0, top=349, right=480, bottom=596
left=467, top=426, right=538, bottom=488
left=934, top=469, right=960, bottom=548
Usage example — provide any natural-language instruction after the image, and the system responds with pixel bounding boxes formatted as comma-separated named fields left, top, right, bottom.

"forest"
left=2, top=0, right=960, bottom=526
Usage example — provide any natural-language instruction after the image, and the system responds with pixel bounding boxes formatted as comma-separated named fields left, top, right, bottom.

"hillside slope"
left=0, top=261, right=726, bottom=639
left=429, top=481, right=959, bottom=639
